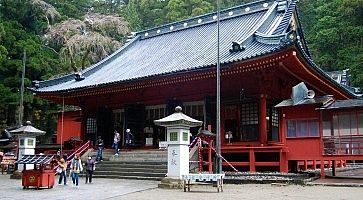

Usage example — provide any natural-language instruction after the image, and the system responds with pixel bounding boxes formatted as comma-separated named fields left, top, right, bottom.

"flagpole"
left=19, top=50, right=26, bottom=126
left=61, top=96, right=65, bottom=154
left=216, top=0, right=222, bottom=174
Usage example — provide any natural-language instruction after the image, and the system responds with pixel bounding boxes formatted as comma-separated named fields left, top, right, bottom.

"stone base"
left=10, top=170, right=22, bottom=179
left=158, top=178, right=184, bottom=189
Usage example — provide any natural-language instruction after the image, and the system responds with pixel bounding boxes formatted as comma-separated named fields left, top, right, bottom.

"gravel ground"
left=1, top=173, right=362, bottom=200
left=111, top=184, right=363, bottom=200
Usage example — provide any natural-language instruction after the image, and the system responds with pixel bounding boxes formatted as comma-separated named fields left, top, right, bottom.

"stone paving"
left=0, top=174, right=157, bottom=200
left=1, top=173, right=363, bottom=200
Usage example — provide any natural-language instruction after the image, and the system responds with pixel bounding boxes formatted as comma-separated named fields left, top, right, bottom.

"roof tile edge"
left=138, top=0, right=278, bottom=40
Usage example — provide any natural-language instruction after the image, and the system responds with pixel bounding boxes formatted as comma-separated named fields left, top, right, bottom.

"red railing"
left=323, top=136, right=363, bottom=155
left=53, top=140, right=91, bottom=171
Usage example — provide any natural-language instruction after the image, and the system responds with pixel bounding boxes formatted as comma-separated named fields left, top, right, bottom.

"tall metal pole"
left=216, top=0, right=222, bottom=173
left=19, top=50, right=26, bottom=126
left=61, top=95, right=65, bottom=154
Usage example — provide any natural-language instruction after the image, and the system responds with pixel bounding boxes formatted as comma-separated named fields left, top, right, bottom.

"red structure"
left=56, top=110, right=82, bottom=144
left=31, top=0, right=363, bottom=175
left=17, top=155, right=55, bottom=189
left=22, top=169, right=55, bottom=189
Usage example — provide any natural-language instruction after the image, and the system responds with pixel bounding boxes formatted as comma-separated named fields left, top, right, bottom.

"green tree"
left=92, top=0, right=127, bottom=14
left=120, top=0, right=143, bottom=31
left=299, top=0, right=363, bottom=89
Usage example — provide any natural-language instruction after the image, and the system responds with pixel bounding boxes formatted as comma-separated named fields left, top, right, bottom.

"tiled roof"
left=318, top=99, right=363, bottom=110
left=275, top=95, right=334, bottom=107
left=32, top=0, right=294, bottom=93
left=31, top=0, right=356, bottom=98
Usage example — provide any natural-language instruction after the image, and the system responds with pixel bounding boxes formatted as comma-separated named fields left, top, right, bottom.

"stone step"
left=88, top=149, right=167, bottom=154
left=90, top=174, right=164, bottom=181
left=95, top=167, right=167, bottom=173
left=83, top=149, right=168, bottom=180
left=94, top=171, right=166, bottom=177
left=96, top=161, right=167, bottom=165
left=109, top=157, right=167, bottom=162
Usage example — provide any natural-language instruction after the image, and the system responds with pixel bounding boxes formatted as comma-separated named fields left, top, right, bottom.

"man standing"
left=96, top=136, right=104, bottom=162
left=84, top=156, right=95, bottom=184
left=112, top=130, right=120, bottom=155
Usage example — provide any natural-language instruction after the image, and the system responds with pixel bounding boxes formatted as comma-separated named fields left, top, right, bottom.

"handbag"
left=56, top=166, right=62, bottom=174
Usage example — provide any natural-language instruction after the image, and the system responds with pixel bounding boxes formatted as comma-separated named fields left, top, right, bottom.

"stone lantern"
left=10, top=121, right=45, bottom=172
left=154, top=106, right=202, bottom=186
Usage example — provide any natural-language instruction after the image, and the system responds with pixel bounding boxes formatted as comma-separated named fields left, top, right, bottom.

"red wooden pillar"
left=259, top=94, right=267, bottom=145
left=304, top=160, right=308, bottom=171
left=249, top=149, right=256, bottom=172
left=320, top=159, right=325, bottom=178
left=280, top=109, right=287, bottom=144
left=312, top=160, right=316, bottom=170
left=279, top=151, right=288, bottom=173
left=208, top=140, right=213, bottom=173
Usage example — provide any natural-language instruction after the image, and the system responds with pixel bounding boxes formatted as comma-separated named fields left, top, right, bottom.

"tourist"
left=57, top=154, right=67, bottom=185
left=70, top=153, right=83, bottom=187
left=84, top=156, right=95, bottom=184
left=125, top=129, right=133, bottom=147
left=112, top=130, right=120, bottom=155
left=96, top=136, right=104, bottom=161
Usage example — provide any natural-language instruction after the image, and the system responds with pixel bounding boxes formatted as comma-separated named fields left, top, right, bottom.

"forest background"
left=0, top=0, right=362, bottom=142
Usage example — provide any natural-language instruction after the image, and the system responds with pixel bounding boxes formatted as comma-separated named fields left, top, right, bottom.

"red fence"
left=323, top=136, right=363, bottom=155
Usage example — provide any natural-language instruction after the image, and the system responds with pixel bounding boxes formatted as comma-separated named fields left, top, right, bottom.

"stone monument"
left=154, top=106, right=202, bottom=188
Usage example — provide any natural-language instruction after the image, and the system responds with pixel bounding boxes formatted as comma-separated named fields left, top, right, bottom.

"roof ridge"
left=272, top=0, right=297, bottom=35
left=229, top=1, right=279, bottom=52
left=136, top=0, right=278, bottom=40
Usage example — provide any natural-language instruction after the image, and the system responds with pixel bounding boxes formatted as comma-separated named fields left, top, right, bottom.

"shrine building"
left=31, top=0, right=363, bottom=173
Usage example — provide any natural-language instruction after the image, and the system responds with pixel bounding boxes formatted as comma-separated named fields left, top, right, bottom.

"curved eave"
left=293, top=42, right=357, bottom=99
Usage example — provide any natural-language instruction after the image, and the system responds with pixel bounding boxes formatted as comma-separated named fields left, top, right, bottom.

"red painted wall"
left=282, top=105, right=322, bottom=160
left=286, top=138, right=321, bottom=160
left=56, top=110, right=82, bottom=144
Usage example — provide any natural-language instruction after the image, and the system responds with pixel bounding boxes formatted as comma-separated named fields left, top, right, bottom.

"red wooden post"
left=208, top=140, right=213, bottom=173
left=320, top=159, right=325, bottom=178
left=304, top=160, right=308, bottom=171
left=249, top=149, right=256, bottom=172
left=198, top=145, right=203, bottom=173
left=279, top=151, right=288, bottom=173
left=280, top=109, right=286, bottom=144
left=259, top=94, right=267, bottom=145
left=312, top=160, right=316, bottom=170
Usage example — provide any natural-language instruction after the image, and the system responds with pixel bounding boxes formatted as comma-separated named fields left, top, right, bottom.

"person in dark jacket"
left=84, top=156, right=95, bottom=184
left=96, top=136, right=104, bottom=161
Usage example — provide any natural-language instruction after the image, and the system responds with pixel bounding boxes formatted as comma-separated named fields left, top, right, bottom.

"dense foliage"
left=0, top=0, right=362, bottom=141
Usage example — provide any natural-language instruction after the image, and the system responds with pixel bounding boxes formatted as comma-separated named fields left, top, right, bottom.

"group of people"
left=56, top=128, right=133, bottom=186
left=96, top=129, right=133, bottom=161
left=57, top=153, right=96, bottom=187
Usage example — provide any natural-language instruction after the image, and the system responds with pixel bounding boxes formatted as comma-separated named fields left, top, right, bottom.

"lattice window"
left=240, top=102, right=259, bottom=141
left=183, top=132, right=189, bottom=141
left=146, top=105, right=166, bottom=120
left=240, top=102, right=258, bottom=125
left=170, top=132, right=178, bottom=141
left=183, top=101, right=204, bottom=118
left=86, top=118, right=97, bottom=134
